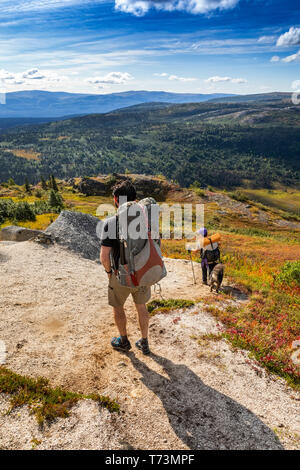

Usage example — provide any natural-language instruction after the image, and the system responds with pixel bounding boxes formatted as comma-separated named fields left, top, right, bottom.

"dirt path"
left=0, top=241, right=299, bottom=450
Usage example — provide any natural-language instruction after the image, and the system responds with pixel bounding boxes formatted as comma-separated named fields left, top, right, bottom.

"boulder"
left=0, top=226, right=44, bottom=242
left=77, top=177, right=109, bottom=196
left=46, top=210, right=101, bottom=261
left=74, top=174, right=171, bottom=200
left=131, top=176, right=168, bottom=199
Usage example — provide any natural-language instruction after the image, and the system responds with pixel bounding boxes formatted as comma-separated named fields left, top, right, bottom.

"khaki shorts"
left=108, top=273, right=151, bottom=307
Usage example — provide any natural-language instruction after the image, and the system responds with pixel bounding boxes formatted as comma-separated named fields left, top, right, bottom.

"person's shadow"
left=127, top=352, right=284, bottom=450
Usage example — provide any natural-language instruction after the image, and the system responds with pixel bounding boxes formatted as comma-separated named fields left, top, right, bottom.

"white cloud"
left=169, top=75, right=196, bottom=82
left=115, top=0, right=240, bottom=17
left=154, top=72, right=196, bottom=82
left=86, top=72, right=134, bottom=85
left=0, top=68, right=67, bottom=86
left=270, top=49, right=300, bottom=63
left=22, top=68, right=46, bottom=79
left=258, top=35, right=276, bottom=44
left=0, top=69, right=15, bottom=80
left=153, top=72, right=169, bottom=77
left=277, top=27, right=300, bottom=47
left=205, top=75, right=247, bottom=84
left=282, top=50, right=300, bottom=63
left=231, top=77, right=247, bottom=84
left=0, top=69, right=25, bottom=85
left=205, top=76, right=231, bottom=82
left=1, top=0, right=240, bottom=16
left=0, top=0, right=93, bottom=14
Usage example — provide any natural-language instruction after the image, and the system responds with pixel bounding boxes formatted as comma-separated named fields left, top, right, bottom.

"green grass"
left=227, top=189, right=300, bottom=221
left=147, top=298, right=195, bottom=315
left=199, top=333, right=224, bottom=342
left=275, top=261, right=300, bottom=287
left=0, top=367, right=119, bottom=425
left=220, top=226, right=299, bottom=243
left=242, top=189, right=300, bottom=216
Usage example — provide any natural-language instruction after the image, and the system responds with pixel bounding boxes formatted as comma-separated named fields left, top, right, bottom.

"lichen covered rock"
left=0, top=226, right=44, bottom=242
left=45, top=210, right=100, bottom=261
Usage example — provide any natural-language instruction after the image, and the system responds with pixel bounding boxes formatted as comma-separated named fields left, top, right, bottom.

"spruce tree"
left=48, top=189, right=63, bottom=212
left=7, top=178, right=15, bottom=186
left=51, top=175, right=58, bottom=192
left=41, top=176, right=47, bottom=190
left=49, top=189, right=58, bottom=208
left=24, top=177, right=31, bottom=193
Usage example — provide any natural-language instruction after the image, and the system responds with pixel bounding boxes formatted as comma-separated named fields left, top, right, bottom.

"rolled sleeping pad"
left=203, top=232, right=221, bottom=247
left=185, top=233, right=221, bottom=251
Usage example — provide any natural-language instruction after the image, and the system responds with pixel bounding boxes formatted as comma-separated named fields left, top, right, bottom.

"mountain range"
left=0, top=90, right=235, bottom=118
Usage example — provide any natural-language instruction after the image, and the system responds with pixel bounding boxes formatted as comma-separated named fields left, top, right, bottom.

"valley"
left=0, top=93, right=299, bottom=189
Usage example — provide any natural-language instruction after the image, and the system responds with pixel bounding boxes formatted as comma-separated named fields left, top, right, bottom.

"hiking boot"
left=111, top=336, right=131, bottom=352
left=135, top=338, right=150, bottom=355
left=202, top=281, right=208, bottom=285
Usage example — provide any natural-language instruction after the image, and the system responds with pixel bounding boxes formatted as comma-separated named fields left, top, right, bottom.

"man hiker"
left=100, top=180, right=152, bottom=355
left=198, top=227, right=220, bottom=285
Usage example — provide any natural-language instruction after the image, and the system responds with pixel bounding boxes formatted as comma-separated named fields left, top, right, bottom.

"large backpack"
left=203, top=239, right=220, bottom=264
left=116, top=198, right=167, bottom=288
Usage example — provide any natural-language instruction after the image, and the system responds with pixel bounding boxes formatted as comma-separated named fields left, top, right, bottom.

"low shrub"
left=33, top=200, right=52, bottom=215
left=276, top=261, right=300, bottom=287
left=228, top=190, right=249, bottom=203
left=0, top=366, right=119, bottom=425
left=14, top=201, right=36, bottom=222
left=0, top=193, right=64, bottom=225
left=147, top=298, right=195, bottom=315
left=0, top=199, right=15, bottom=224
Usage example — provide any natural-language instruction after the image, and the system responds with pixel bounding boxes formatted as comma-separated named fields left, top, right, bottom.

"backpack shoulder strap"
left=208, top=237, right=214, bottom=250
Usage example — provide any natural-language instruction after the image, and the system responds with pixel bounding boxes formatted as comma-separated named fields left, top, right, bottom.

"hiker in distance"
left=198, top=227, right=221, bottom=286
left=100, top=180, right=166, bottom=355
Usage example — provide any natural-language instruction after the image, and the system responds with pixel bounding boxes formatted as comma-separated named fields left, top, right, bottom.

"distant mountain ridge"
left=0, top=90, right=235, bottom=118
left=0, top=117, right=59, bottom=132
left=0, top=94, right=299, bottom=189
left=211, top=92, right=291, bottom=103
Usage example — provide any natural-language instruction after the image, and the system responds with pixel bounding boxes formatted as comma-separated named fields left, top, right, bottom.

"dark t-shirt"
left=99, top=215, right=120, bottom=269
left=99, top=205, right=160, bottom=270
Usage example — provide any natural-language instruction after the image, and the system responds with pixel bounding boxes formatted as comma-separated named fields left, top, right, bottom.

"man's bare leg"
left=111, top=305, right=131, bottom=350
left=135, top=303, right=149, bottom=339
left=135, top=304, right=150, bottom=355
left=113, top=306, right=127, bottom=336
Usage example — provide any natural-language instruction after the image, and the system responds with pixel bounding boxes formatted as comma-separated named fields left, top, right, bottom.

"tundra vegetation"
left=0, top=177, right=299, bottom=390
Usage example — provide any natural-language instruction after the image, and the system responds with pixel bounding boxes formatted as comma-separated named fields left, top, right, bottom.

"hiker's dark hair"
left=112, top=179, right=136, bottom=202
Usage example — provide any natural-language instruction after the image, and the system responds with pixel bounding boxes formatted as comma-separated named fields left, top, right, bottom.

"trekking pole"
left=188, top=250, right=196, bottom=285
left=154, top=282, right=164, bottom=299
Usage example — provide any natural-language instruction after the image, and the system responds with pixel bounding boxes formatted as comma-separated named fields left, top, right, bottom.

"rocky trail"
left=0, top=240, right=299, bottom=450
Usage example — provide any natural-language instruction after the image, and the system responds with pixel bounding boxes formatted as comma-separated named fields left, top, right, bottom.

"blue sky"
left=0, top=0, right=300, bottom=95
